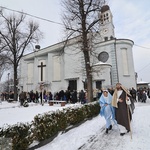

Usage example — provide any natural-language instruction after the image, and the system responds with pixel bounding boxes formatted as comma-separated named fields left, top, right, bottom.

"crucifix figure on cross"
left=38, top=62, right=46, bottom=81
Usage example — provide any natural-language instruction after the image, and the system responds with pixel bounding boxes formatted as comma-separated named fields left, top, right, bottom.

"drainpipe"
left=114, top=38, right=119, bottom=83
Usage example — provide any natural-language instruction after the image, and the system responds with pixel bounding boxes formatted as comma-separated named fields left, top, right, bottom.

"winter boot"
left=109, top=125, right=112, bottom=130
left=106, top=128, right=109, bottom=134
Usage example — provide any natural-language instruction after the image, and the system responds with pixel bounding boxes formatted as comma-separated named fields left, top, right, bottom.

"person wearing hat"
left=99, top=89, right=115, bottom=134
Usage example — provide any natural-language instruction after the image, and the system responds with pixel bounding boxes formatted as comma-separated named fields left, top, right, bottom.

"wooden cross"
left=38, top=62, right=46, bottom=81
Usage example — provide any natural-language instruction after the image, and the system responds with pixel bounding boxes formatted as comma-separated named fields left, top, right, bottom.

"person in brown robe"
left=112, top=83, right=135, bottom=136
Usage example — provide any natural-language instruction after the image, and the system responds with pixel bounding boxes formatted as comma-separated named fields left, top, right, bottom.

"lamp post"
left=8, top=73, right=10, bottom=92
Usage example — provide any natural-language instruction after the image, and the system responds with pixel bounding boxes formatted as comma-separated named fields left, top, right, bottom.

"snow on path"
left=37, top=100, right=150, bottom=150
left=79, top=104, right=150, bottom=150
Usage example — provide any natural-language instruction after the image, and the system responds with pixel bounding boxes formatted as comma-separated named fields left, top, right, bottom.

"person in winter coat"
left=147, top=88, right=150, bottom=98
left=19, top=91, right=25, bottom=106
left=130, top=87, right=137, bottom=102
left=79, top=90, right=86, bottom=104
left=142, top=90, right=147, bottom=103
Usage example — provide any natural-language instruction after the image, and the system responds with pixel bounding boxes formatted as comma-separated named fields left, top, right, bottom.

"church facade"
left=19, top=5, right=136, bottom=93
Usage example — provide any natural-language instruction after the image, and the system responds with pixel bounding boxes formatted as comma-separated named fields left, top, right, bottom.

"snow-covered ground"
left=0, top=101, right=81, bottom=127
left=0, top=99, right=150, bottom=150
left=36, top=100, right=150, bottom=150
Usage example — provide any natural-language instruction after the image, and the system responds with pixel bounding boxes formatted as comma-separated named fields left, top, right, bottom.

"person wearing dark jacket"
left=19, top=91, right=25, bottom=106
left=79, top=90, right=85, bottom=104
left=142, top=90, right=147, bottom=103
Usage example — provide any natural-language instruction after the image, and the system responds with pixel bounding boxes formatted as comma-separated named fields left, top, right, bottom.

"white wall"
left=19, top=38, right=136, bottom=93
left=116, top=40, right=136, bottom=89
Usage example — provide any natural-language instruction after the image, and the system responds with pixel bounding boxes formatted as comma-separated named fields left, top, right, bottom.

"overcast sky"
left=0, top=0, right=150, bottom=83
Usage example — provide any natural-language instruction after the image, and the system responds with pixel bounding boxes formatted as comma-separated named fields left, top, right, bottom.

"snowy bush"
left=0, top=123, right=32, bottom=150
left=0, top=102, right=100, bottom=149
left=32, top=110, right=68, bottom=141
left=32, top=102, right=100, bottom=142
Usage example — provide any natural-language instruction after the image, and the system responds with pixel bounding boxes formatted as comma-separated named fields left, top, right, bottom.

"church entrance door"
left=96, top=81, right=102, bottom=90
left=68, top=80, right=77, bottom=91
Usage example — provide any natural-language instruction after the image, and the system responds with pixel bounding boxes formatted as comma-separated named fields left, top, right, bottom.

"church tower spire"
left=99, top=5, right=115, bottom=41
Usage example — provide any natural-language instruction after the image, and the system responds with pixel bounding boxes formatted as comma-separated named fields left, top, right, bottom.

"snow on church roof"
left=93, top=61, right=112, bottom=67
left=137, top=81, right=149, bottom=84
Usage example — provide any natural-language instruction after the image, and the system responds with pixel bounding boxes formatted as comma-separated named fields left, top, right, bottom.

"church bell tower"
left=99, top=5, right=115, bottom=41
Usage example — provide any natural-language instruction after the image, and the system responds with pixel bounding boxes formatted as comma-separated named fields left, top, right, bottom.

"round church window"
left=98, top=51, right=109, bottom=62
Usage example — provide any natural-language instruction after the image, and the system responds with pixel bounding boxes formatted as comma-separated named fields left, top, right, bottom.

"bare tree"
left=61, top=0, right=103, bottom=101
left=0, top=54, right=11, bottom=81
left=0, top=10, right=43, bottom=100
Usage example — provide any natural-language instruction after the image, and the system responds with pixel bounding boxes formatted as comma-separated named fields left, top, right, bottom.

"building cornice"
left=23, top=36, right=82, bottom=60
left=95, top=38, right=134, bottom=47
left=23, top=36, right=134, bottom=61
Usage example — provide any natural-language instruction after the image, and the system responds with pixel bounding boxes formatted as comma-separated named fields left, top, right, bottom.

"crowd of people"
left=0, top=91, right=14, bottom=101
left=0, top=89, right=90, bottom=106
left=21, top=89, right=88, bottom=105
left=136, top=87, right=149, bottom=103
left=0, top=86, right=149, bottom=106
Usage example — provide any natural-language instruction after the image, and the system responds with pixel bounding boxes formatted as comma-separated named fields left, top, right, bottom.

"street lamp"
left=8, top=73, right=10, bottom=92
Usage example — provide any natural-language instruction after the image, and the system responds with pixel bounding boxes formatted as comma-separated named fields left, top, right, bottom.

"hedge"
left=0, top=101, right=100, bottom=150
left=0, top=123, right=32, bottom=150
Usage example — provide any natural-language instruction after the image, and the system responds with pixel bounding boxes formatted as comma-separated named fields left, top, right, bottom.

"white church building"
left=19, top=5, right=136, bottom=93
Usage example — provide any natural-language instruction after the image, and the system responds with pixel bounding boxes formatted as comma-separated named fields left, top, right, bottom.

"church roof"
left=23, top=36, right=81, bottom=60
left=23, top=37, right=134, bottom=61
left=101, top=5, right=110, bottom=13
